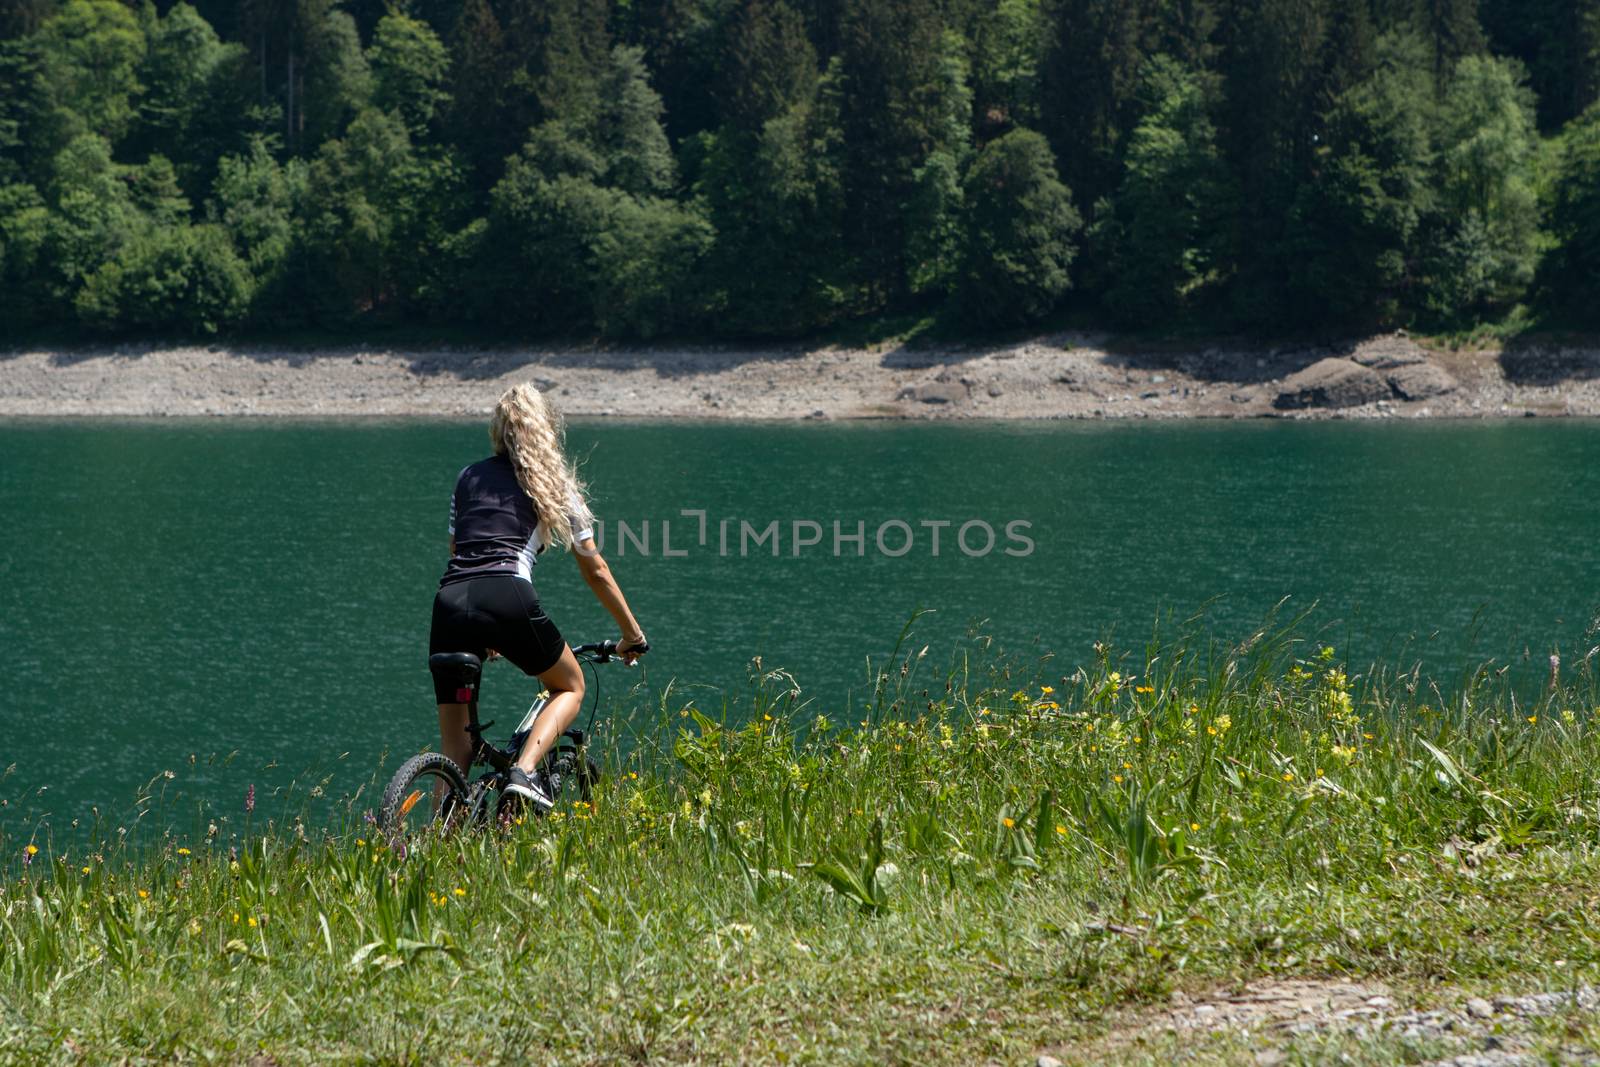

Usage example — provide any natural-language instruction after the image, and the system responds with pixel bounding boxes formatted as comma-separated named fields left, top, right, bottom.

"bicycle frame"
left=456, top=640, right=622, bottom=778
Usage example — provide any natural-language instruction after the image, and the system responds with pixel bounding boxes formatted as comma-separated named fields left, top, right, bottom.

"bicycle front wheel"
left=545, top=747, right=600, bottom=808
left=379, top=752, right=470, bottom=840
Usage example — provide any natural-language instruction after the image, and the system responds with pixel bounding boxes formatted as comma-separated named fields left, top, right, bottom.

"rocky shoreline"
left=3, top=332, right=1599, bottom=419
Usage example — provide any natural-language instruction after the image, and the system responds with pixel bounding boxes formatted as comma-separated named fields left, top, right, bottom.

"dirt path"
left=1043, top=978, right=1600, bottom=1066
left=3, top=333, right=1600, bottom=419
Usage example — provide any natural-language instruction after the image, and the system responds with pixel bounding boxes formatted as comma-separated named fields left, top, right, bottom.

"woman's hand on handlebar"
left=618, top=631, right=649, bottom=666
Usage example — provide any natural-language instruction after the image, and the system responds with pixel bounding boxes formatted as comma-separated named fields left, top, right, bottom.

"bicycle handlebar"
left=571, top=638, right=650, bottom=663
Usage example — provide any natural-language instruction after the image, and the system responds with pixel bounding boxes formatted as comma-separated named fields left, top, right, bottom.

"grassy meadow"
left=4, top=615, right=1600, bottom=1064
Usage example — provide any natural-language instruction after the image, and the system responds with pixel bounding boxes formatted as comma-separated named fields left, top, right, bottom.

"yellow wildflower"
left=1041, top=686, right=1054, bottom=695
left=1113, top=775, right=1123, bottom=784
left=1527, top=715, right=1538, bottom=724
left=1002, top=817, right=1015, bottom=829
left=1055, top=824, right=1067, bottom=836
left=138, top=889, right=149, bottom=900
left=80, top=866, right=90, bottom=875
left=453, top=887, right=466, bottom=898
left=177, top=847, right=191, bottom=856
left=24, top=844, right=37, bottom=856
left=247, top=916, right=258, bottom=928
left=1189, top=822, right=1200, bottom=832
left=1282, top=771, right=1294, bottom=782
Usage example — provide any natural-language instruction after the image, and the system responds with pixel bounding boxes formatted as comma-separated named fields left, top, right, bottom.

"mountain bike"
left=379, top=640, right=634, bottom=838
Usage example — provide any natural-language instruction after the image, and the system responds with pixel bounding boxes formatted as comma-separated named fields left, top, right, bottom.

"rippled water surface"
left=3, top=418, right=1598, bottom=833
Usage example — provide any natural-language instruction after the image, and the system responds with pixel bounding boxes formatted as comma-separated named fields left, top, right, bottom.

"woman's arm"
left=572, top=538, right=647, bottom=663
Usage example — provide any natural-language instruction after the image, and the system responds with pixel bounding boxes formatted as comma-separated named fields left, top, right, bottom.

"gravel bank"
left=4, top=333, right=1600, bottom=419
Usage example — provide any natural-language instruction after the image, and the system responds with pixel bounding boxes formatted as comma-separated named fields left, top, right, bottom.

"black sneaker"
left=503, top=767, right=554, bottom=813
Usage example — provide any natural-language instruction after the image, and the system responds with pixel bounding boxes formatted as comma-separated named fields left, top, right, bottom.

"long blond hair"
left=488, top=383, right=589, bottom=550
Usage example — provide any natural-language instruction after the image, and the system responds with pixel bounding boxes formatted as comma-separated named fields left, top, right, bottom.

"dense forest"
left=1, top=0, right=1598, bottom=341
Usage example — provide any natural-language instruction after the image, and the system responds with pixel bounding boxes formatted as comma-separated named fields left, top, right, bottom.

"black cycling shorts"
left=428, top=575, right=567, bottom=703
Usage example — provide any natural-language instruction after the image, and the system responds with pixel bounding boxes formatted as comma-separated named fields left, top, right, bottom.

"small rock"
left=1466, top=997, right=1494, bottom=1019
left=1037, top=1057, right=1063, bottom=1067
left=896, top=382, right=969, bottom=405
left=1366, top=995, right=1393, bottom=1009
left=1254, top=1050, right=1287, bottom=1067
left=988, top=383, right=1004, bottom=398
left=1151, top=373, right=1167, bottom=384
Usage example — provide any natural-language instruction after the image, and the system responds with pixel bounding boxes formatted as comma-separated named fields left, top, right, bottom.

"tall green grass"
left=3, top=613, right=1599, bottom=1064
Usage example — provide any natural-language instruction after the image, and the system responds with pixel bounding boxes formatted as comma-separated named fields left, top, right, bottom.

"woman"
left=429, top=382, right=647, bottom=811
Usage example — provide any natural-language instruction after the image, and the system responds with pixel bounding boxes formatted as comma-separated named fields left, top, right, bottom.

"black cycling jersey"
left=439, top=454, right=591, bottom=588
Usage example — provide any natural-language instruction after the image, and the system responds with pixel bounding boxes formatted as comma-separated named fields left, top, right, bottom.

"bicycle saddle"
left=429, top=652, right=483, bottom=682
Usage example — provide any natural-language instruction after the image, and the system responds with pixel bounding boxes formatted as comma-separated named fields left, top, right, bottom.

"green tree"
left=971, top=0, right=1044, bottom=135
left=39, top=132, right=139, bottom=306
left=1420, top=53, right=1540, bottom=317
left=959, top=127, right=1080, bottom=324
left=301, top=106, right=469, bottom=318
left=0, top=35, right=62, bottom=183
left=1213, top=0, right=1333, bottom=323
left=75, top=221, right=252, bottom=333
left=299, top=3, right=369, bottom=148
left=0, top=180, right=51, bottom=330
left=835, top=0, right=948, bottom=306
left=211, top=136, right=307, bottom=319
left=1283, top=32, right=1435, bottom=324
left=695, top=3, right=846, bottom=335
left=717, top=0, right=816, bottom=131
left=1418, top=0, right=1485, bottom=87
left=131, top=3, right=256, bottom=194
left=486, top=120, right=712, bottom=337
left=1481, top=0, right=1600, bottom=128
left=370, top=12, right=449, bottom=136
left=903, top=30, right=973, bottom=296
left=1098, top=55, right=1232, bottom=324
left=1039, top=0, right=1151, bottom=208
left=1, top=0, right=58, bottom=39
left=443, top=0, right=512, bottom=184
left=596, top=44, right=676, bottom=197
left=1539, top=102, right=1600, bottom=319
left=35, top=0, right=146, bottom=142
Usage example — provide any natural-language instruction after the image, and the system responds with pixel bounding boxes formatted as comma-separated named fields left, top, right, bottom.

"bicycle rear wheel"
left=379, top=752, right=470, bottom=839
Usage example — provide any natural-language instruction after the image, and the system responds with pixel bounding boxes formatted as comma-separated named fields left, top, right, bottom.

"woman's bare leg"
left=437, top=703, right=473, bottom=771
left=516, top=646, right=585, bottom=774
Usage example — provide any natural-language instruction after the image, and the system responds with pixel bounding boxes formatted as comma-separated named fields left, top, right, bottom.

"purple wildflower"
left=245, top=784, right=255, bottom=814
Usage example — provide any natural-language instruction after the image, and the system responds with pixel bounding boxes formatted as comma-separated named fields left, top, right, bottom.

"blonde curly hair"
left=488, top=382, right=590, bottom=550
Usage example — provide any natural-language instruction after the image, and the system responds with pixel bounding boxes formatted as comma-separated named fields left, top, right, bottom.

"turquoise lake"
left=2, top=419, right=1597, bottom=839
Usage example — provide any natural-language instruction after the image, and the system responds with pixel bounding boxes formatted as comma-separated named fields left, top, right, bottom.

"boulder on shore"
left=1385, top=361, right=1457, bottom=401
left=1274, top=358, right=1390, bottom=410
